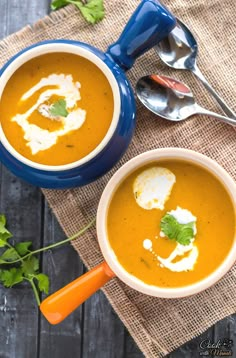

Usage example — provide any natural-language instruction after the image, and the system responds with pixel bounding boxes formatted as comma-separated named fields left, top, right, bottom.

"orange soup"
left=0, top=53, right=114, bottom=166
left=107, top=160, right=235, bottom=288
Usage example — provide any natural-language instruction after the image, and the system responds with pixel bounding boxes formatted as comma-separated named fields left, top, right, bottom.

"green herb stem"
left=2, top=218, right=95, bottom=265
left=27, top=278, right=41, bottom=306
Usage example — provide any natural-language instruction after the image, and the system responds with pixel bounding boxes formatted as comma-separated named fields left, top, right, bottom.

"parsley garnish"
left=160, top=213, right=195, bottom=246
left=0, top=214, right=95, bottom=306
left=51, top=0, right=105, bottom=25
left=50, top=99, right=69, bottom=118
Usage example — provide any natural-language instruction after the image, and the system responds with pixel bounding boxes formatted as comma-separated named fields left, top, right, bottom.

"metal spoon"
left=154, top=18, right=236, bottom=119
left=136, top=74, right=236, bottom=126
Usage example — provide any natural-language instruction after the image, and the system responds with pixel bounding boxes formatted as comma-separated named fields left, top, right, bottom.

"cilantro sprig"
left=0, top=215, right=95, bottom=306
left=160, top=213, right=195, bottom=246
left=50, top=99, right=69, bottom=118
left=51, top=0, right=105, bottom=25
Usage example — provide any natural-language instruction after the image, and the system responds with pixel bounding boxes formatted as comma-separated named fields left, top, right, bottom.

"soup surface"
left=107, top=160, right=235, bottom=288
left=0, top=53, right=114, bottom=165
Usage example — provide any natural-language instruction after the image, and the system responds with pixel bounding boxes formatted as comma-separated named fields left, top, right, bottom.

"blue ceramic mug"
left=0, top=0, right=176, bottom=188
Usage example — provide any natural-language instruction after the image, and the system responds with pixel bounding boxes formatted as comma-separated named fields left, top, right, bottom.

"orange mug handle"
left=40, top=261, right=115, bottom=324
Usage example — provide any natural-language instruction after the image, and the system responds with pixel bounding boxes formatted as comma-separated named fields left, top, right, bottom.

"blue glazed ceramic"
left=0, top=0, right=176, bottom=188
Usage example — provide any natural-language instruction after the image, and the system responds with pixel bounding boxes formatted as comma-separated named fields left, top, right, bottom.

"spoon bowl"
left=136, top=75, right=197, bottom=121
left=136, top=75, right=236, bottom=126
left=155, top=19, right=197, bottom=70
left=155, top=18, right=236, bottom=119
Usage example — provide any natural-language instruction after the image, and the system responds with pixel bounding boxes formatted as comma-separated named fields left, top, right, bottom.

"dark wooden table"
left=0, top=1, right=235, bottom=357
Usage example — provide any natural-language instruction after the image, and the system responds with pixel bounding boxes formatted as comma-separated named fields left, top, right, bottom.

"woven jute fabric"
left=0, top=1, right=235, bottom=356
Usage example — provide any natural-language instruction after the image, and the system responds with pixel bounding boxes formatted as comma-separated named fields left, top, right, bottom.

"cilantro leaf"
left=50, top=99, right=69, bottom=118
left=35, top=274, right=49, bottom=294
left=0, top=214, right=12, bottom=244
left=74, top=0, right=104, bottom=24
left=0, top=248, right=19, bottom=263
left=51, top=0, right=68, bottom=10
left=0, top=269, right=4, bottom=281
left=0, top=268, right=23, bottom=287
left=0, top=238, right=8, bottom=248
left=0, top=214, right=94, bottom=305
left=51, top=0, right=105, bottom=24
left=15, top=242, right=32, bottom=256
left=160, top=214, right=195, bottom=246
left=0, top=215, right=7, bottom=229
left=176, top=225, right=194, bottom=245
left=22, top=256, right=39, bottom=277
left=0, top=231, right=12, bottom=243
left=160, top=214, right=180, bottom=240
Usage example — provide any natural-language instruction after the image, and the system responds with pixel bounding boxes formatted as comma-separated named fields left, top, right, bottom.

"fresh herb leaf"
left=177, top=226, right=194, bottom=246
left=0, top=214, right=7, bottom=229
left=0, top=214, right=12, bottom=243
left=22, top=256, right=39, bottom=277
left=0, top=248, right=19, bottom=263
left=15, top=241, right=32, bottom=256
left=0, top=268, right=23, bottom=287
left=160, top=214, right=180, bottom=240
left=0, top=239, right=8, bottom=248
left=74, top=0, right=104, bottom=24
left=51, top=0, right=105, bottom=24
left=51, top=0, right=68, bottom=10
left=0, top=216, right=95, bottom=305
left=160, top=214, right=194, bottom=246
left=50, top=99, right=69, bottom=118
left=35, top=274, right=50, bottom=294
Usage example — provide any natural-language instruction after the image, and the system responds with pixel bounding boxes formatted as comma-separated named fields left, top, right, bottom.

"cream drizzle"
left=11, top=74, right=86, bottom=154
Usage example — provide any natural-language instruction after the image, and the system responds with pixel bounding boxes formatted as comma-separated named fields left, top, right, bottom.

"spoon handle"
left=197, top=106, right=236, bottom=126
left=192, top=65, right=236, bottom=119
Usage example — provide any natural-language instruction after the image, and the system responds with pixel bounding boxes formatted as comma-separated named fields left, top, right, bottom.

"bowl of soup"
left=40, top=148, right=236, bottom=324
left=0, top=0, right=176, bottom=188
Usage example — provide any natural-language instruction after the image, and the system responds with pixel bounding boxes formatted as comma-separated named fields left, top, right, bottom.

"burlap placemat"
left=0, top=1, right=235, bottom=356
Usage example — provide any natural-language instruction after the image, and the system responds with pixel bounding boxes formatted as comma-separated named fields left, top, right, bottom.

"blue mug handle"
left=106, top=0, right=176, bottom=71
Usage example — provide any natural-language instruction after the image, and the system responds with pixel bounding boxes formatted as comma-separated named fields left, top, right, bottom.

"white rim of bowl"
left=0, top=43, right=121, bottom=171
left=97, top=148, right=236, bottom=298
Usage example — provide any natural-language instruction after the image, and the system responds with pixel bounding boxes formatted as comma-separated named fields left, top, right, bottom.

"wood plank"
left=168, top=325, right=215, bottom=358
left=0, top=167, right=43, bottom=358
left=1, top=0, right=50, bottom=36
left=39, top=202, right=84, bottom=358
left=82, top=289, right=126, bottom=358
left=213, top=315, right=236, bottom=357
left=170, top=316, right=236, bottom=358
left=125, top=328, right=144, bottom=357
